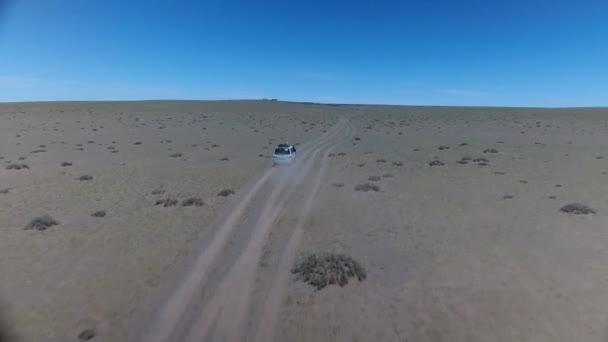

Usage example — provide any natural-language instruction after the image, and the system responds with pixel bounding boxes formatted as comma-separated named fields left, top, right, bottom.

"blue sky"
left=0, top=0, right=607, bottom=106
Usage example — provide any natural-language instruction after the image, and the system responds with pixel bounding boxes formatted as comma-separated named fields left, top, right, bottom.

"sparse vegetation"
left=77, top=175, right=93, bottom=181
left=182, top=197, right=204, bottom=207
left=355, top=183, right=379, bottom=192
left=429, top=160, right=444, bottom=166
left=77, top=328, right=96, bottom=341
left=0, top=188, right=12, bottom=194
left=218, top=189, right=235, bottom=197
left=155, top=197, right=178, bottom=207
left=6, top=163, right=29, bottom=170
left=151, top=188, right=166, bottom=195
left=91, top=210, right=106, bottom=217
left=292, top=253, right=366, bottom=290
left=560, top=203, right=595, bottom=215
left=25, top=215, right=59, bottom=231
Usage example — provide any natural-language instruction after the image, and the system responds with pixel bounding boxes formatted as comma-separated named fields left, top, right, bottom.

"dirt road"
left=136, top=118, right=353, bottom=342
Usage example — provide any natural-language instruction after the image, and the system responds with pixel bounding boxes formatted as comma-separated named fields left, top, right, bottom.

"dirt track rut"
left=137, top=118, right=353, bottom=342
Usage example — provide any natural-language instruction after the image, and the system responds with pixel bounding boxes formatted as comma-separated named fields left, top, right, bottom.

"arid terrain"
left=2, top=101, right=608, bottom=341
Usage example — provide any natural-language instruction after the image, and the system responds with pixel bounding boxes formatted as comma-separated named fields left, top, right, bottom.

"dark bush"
left=25, top=215, right=59, bottom=231
left=91, top=210, right=106, bottom=217
left=218, top=189, right=235, bottom=197
left=6, top=163, right=29, bottom=170
left=155, top=197, right=178, bottom=207
left=354, top=183, right=379, bottom=192
left=560, top=203, right=595, bottom=215
left=292, top=253, right=366, bottom=290
left=182, top=197, right=204, bottom=207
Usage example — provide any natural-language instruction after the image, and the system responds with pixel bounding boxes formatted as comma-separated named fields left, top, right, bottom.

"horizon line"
left=0, top=99, right=606, bottom=110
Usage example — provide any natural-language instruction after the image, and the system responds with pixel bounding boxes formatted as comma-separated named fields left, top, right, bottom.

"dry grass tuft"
left=155, top=197, right=178, bottom=207
left=218, top=189, right=235, bottom=197
left=91, top=210, right=106, bottom=217
left=355, top=183, right=379, bottom=192
left=292, top=253, right=366, bottom=290
left=560, top=203, right=595, bottom=215
left=25, top=215, right=59, bottom=231
left=182, top=197, right=204, bottom=207
left=77, top=175, right=93, bottom=181
left=6, top=163, right=29, bottom=170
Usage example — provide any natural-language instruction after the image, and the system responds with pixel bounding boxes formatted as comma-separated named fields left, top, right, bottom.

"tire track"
left=254, top=119, right=354, bottom=342
left=182, top=120, right=350, bottom=342
left=139, top=119, right=347, bottom=342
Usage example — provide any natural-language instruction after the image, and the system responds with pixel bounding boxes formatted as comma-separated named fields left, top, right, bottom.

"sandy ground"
left=2, top=101, right=608, bottom=341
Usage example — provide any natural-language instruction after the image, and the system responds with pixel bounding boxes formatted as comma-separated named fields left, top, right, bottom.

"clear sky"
left=0, top=0, right=606, bottom=106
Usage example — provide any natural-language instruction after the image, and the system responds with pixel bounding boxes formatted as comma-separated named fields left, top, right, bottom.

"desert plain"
left=1, top=100, right=608, bottom=341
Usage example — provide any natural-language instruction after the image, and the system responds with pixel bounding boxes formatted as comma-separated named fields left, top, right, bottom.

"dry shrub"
left=156, top=197, right=178, bottom=207
left=218, top=189, right=235, bottom=197
left=182, top=197, right=204, bottom=207
left=292, top=253, right=366, bottom=290
left=25, top=215, right=59, bottom=231
left=91, top=210, right=106, bottom=217
left=355, top=183, right=379, bottom=192
left=560, top=203, right=595, bottom=215
left=6, top=163, right=29, bottom=170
